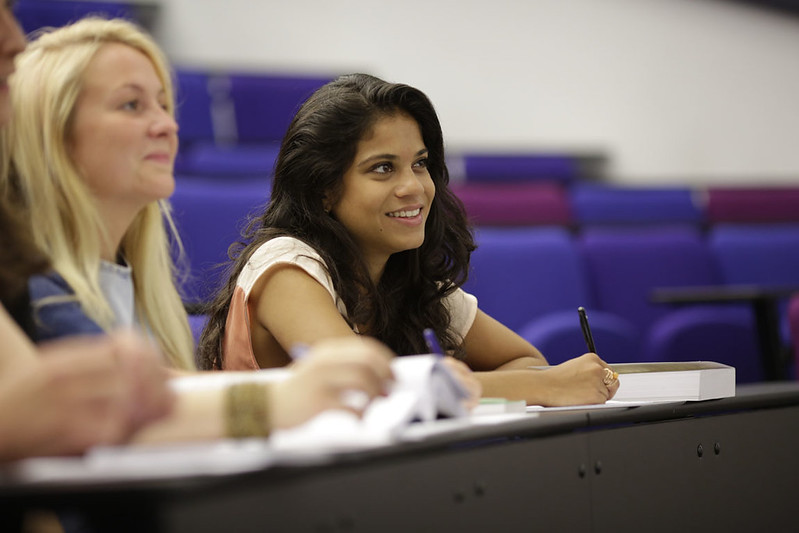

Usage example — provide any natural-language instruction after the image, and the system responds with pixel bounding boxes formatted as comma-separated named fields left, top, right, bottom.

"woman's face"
left=70, top=42, right=178, bottom=217
left=0, top=2, right=26, bottom=127
left=329, top=112, right=435, bottom=278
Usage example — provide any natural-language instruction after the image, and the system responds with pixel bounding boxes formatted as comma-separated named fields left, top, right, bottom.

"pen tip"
left=578, top=306, right=585, bottom=312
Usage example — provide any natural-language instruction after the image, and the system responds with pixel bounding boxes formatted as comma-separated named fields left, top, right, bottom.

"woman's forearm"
left=130, top=387, right=228, bottom=444
left=474, top=369, right=554, bottom=404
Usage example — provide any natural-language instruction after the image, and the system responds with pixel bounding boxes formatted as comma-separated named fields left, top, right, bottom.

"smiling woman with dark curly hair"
left=199, top=73, right=617, bottom=407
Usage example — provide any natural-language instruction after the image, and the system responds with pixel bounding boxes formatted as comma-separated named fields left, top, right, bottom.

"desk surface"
left=3, top=382, right=799, bottom=533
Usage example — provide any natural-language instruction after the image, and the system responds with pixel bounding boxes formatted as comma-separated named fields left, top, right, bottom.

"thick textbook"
left=611, top=361, right=735, bottom=402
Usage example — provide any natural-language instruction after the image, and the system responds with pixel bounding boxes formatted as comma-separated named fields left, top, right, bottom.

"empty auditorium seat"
left=578, top=226, right=761, bottom=381
left=228, top=73, right=332, bottom=143
left=176, top=142, right=280, bottom=178
left=705, top=187, right=799, bottom=223
left=174, top=69, right=216, bottom=145
left=570, top=184, right=704, bottom=227
left=709, top=224, right=799, bottom=288
left=708, top=223, right=799, bottom=379
left=452, top=182, right=573, bottom=226
left=463, top=227, right=639, bottom=364
left=461, top=153, right=580, bottom=184
left=170, top=177, right=271, bottom=305
left=14, top=0, right=137, bottom=33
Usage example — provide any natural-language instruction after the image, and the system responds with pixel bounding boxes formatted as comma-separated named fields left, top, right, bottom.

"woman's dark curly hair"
left=197, top=73, right=475, bottom=370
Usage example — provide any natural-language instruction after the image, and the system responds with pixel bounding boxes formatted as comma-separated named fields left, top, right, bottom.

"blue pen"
left=423, top=328, right=444, bottom=357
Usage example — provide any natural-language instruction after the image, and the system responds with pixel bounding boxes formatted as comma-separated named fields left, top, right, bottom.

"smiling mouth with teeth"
left=387, top=208, right=421, bottom=218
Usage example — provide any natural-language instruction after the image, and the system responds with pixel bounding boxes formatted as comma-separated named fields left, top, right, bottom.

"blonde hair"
left=1, top=17, right=194, bottom=370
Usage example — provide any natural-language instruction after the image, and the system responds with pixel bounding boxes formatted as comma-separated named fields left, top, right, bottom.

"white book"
left=611, top=361, right=735, bottom=402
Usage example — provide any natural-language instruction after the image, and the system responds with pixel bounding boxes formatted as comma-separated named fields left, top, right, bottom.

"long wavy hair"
left=0, top=17, right=194, bottom=370
left=198, top=73, right=475, bottom=370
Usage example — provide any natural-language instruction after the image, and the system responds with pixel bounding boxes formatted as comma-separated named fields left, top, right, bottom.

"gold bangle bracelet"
left=225, top=383, right=271, bottom=439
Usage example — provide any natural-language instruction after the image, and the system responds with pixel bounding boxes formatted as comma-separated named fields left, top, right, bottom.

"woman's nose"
left=395, top=167, right=426, bottom=196
left=150, top=107, right=179, bottom=137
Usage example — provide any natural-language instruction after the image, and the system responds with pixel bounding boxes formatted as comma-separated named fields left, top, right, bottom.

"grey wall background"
left=152, top=0, right=799, bottom=185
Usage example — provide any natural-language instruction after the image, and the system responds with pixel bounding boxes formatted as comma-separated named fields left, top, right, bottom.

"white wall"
left=154, top=0, right=799, bottom=185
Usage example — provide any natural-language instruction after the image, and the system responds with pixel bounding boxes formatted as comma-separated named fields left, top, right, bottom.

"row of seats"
left=173, top=70, right=332, bottom=177
left=14, top=0, right=141, bottom=33
left=464, top=225, right=799, bottom=383
left=172, top=70, right=609, bottom=182
left=453, top=182, right=799, bottom=227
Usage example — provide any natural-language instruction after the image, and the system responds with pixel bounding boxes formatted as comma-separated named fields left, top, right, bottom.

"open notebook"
left=4, top=355, right=472, bottom=484
left=150, top=354, right=471, bottom=456
left=267, top=354, right=471, bottom=454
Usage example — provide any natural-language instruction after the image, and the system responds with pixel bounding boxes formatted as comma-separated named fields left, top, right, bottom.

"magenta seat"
left=451, top=182, right=572, bottom=226
left=705, top=187, right=799, bottom=223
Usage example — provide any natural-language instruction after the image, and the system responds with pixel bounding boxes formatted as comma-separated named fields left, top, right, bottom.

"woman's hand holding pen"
left=271, top=337, right=395, bottom=429
left=536, top=353, right=620, bottom=407
left=424, top=328, right=482, bottom=410
left=441, top=357, right=482, bottom=410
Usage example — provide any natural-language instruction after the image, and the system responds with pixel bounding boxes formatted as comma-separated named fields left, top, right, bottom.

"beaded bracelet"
left=225, top=383, right=271, bottom=439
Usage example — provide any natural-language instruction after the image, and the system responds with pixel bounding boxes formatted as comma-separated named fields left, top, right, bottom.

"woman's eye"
left=413, top=158, right=429, bottom=169
left=121, top=100, right=139, bottom=111
left=372, top=163, right=393, bottom=174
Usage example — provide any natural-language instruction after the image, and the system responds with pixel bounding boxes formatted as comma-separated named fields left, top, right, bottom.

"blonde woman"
left=5, top=16, right=192, bottom=369
left=2, top=17, right=398, bottom=444
left=0, top=5, right=172, bottom=461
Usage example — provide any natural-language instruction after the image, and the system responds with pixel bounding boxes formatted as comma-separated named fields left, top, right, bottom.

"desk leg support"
left=753, top=298, right=786, bottom=381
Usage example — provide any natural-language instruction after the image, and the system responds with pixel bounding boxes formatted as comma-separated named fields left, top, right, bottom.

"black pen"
left=578, top=306, right=597, bottom=354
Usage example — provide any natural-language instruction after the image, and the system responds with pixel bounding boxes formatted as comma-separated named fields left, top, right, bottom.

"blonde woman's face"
left=70, top=42, right=178, bottom=217
left=0, top=4, right=25, bottom=126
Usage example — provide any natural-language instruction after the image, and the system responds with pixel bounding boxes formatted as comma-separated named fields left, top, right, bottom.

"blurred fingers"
left=606, top=377, right=621, bottom=400
left=441, top=357, right=482, bottom=407
left=108, top=330, right=175, bottom=424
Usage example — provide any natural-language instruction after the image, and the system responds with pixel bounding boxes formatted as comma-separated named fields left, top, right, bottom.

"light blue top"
left=28, top=261, right=138, bottom=343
